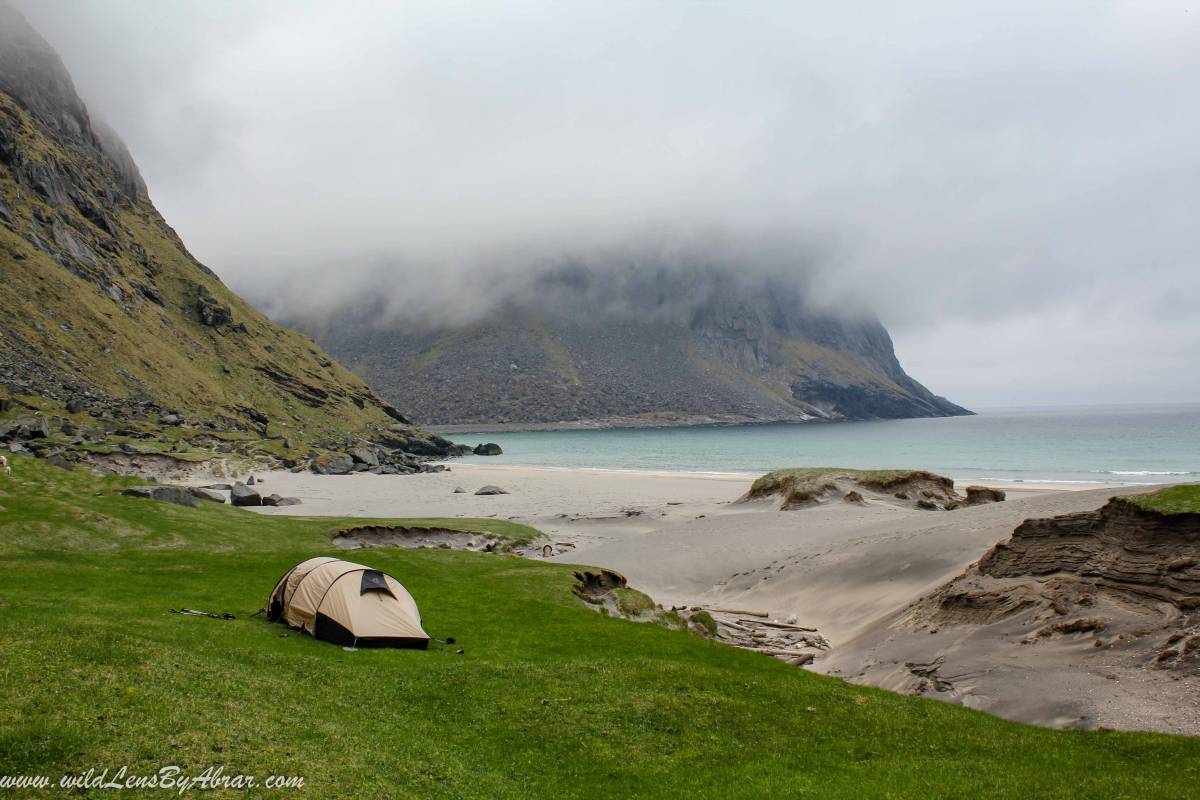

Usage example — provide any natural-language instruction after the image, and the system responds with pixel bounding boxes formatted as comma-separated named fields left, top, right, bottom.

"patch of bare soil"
left=333, top=525, right=501, bottom=552
left=87, top=452, right=226, bottom=482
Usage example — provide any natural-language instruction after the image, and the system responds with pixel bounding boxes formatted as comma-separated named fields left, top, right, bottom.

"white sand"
left=244, top=462, right=1132, bottom=640
left=232, top=463, right=1188, bottom=732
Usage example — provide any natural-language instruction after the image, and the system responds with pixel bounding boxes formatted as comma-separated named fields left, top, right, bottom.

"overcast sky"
left=14, top=1, right=1200, bottom=407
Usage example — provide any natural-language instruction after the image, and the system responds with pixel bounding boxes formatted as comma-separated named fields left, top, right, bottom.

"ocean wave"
left=969, top=476, right=1187, bottom=486
left=970, top=477, right=1112, bottom=484
left=1098, top=470, right=1196, bottom=476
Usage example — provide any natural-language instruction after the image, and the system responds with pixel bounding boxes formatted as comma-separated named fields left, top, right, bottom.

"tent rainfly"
left=267, top=557, right=430, bottom=649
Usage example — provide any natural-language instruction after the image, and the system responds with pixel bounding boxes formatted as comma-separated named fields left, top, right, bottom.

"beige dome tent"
left=267, top=557, right=429, bottom=649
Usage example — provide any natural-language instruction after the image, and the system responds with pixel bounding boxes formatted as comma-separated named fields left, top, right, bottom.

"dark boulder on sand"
left=964, top=486, right=1007, bottom=506
left=231, top=483, right=263, bottom=507
left=474, top=443, right=503, bottom=456
left=188, top=486, right=226, bottom=503
left=122, top=485, right=197, bottom=508
left=312, top=452, right=355, bottom=475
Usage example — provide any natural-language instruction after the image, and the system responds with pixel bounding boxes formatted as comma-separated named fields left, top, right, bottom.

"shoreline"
left=436, top=460, right=1161, bottom=492
left=428, top=416, right=821, bottom=434
left=429, top=409, right=980, bottom=434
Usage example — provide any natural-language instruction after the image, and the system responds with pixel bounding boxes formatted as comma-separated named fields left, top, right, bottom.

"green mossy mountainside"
left=2, top=455, right=1199, bottom=798
left=303, top=266, right=970, bottom=427
left=0, top=6, right=451, bottom=468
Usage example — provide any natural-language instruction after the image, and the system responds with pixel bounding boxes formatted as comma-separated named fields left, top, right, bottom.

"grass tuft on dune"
left=742, top=467, right=956, bottom=509
left=2, top=455, right=1198, bottom=798
left=1123, top=485, right=1200, bottom=515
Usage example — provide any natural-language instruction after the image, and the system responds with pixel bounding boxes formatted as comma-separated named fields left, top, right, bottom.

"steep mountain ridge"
left=309, top=265, right=969, bottom=427
left=0, top=5, right=449, bottom=465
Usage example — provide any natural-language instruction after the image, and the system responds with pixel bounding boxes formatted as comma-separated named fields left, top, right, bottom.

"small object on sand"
left=475, top=485, right=509, bottom=496
left=453, top=486, right=466, bottom=493
left=542, top=544, right=554, bottom=558
left=247, top=475, right=257, bottom=485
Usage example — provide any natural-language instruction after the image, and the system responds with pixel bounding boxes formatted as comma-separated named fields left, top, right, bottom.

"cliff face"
left=0, top=6, right=445, bottom=457
left=309, top=265, right=969, bottom=427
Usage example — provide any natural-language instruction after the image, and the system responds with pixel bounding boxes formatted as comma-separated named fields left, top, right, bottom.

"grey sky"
left=14, top=0, right=1200, bottom=407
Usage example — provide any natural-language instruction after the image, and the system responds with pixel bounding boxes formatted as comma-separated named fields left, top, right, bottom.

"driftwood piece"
left=748, top=647, right=818, bottom=665
left=746, top=646, right=817, bottom=656
left=717, top=619, right=754, bottom=633
left=709, top=608, right=769, bottom=618
left=739, top=619, right=818, bottom=632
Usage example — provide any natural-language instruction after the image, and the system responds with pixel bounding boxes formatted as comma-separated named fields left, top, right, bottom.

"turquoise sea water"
left=447, top=404, right=1200, bottom=484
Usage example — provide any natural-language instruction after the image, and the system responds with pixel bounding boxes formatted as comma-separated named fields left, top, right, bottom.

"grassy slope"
left=1123, top=485, right=1200, bottom=515
left=0, top=92, right=425, bottom=447
left=2, top=456, right=1198, bottom=799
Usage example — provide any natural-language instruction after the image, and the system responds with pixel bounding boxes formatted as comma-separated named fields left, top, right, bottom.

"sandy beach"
left=222, top=462, right=1200, bottom=734
left=242, top=463, right=1135, bottom=640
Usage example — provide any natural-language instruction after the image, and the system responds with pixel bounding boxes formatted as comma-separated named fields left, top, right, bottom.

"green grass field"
left=2, top=455, right=1198, bottom=798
